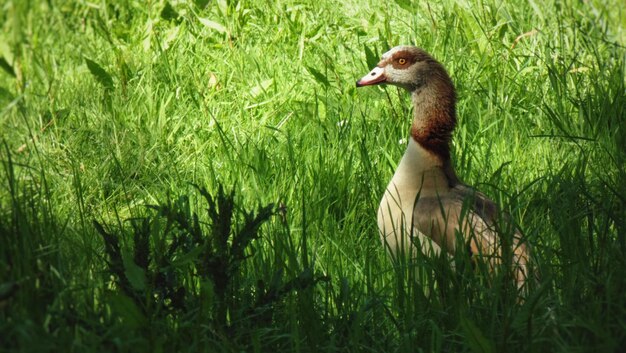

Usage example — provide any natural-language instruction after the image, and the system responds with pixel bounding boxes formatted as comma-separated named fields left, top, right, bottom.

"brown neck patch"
left=410, top=70, right=458, bottom=185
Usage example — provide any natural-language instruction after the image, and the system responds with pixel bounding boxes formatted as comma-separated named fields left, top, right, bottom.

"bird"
left=356, top=46, right=529, bottom=290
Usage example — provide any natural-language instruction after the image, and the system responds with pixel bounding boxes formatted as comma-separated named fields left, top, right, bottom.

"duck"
left=356, top=46, right=529, bottom=289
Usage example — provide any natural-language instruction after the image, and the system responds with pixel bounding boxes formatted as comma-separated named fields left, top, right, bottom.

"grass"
left=1, top=0, right=625, bottom=351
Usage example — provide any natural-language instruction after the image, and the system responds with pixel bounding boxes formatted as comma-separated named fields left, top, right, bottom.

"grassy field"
left=1, top=0, right=625, bottom=351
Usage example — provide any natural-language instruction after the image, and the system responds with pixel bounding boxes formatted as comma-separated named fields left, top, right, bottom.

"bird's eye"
left=398, top=58, right=406, bottom=65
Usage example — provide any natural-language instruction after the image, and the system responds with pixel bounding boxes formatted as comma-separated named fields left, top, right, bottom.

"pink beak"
left=356, top=67, right=386, bottom=87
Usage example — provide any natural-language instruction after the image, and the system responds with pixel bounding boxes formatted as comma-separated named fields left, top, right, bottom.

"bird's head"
left=356, top=46, right=450, bottom=93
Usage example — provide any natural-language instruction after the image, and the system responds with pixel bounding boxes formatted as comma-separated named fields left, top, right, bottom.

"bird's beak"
left=356, top=66, right=386, bottom=87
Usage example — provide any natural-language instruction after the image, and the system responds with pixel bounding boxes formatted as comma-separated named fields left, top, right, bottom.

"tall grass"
left=1, top=0, right=625, bottom=351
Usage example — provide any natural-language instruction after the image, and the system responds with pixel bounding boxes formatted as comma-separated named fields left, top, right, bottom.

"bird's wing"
left=412, top=184, right=529, bottom=287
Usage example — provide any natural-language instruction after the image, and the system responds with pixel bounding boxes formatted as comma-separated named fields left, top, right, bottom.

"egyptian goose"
left=357, top=46, right=529, bottom=289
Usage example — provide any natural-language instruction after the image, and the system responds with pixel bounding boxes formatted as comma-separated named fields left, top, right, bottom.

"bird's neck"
left=407, top=80, right=458, bottom=187
left=392, top=139, right=455, bottom=195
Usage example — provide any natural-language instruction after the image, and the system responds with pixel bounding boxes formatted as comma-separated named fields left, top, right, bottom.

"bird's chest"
left=376, top=140, right=448, bottom=255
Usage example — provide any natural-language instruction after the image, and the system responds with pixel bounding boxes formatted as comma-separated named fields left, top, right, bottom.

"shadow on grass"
left=93, top=184, right=329, bottom=348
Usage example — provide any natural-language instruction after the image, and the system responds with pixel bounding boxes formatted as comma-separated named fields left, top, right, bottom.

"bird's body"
left=357, top=46, right=529, bottom=288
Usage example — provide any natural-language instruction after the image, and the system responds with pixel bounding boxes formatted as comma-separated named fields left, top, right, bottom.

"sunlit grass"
left=1, top=0, right=625, bottom=351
